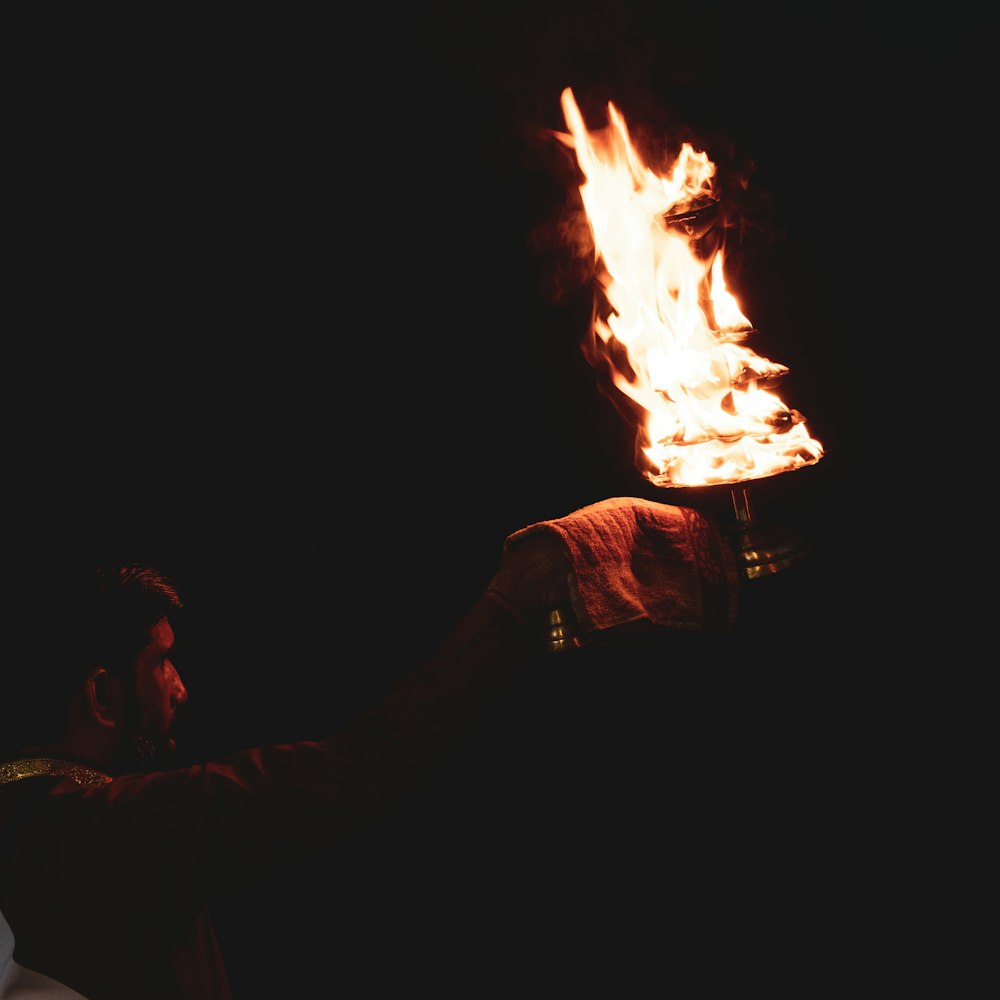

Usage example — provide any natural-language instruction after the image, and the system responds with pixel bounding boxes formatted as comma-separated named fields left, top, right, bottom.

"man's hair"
left=88, top=564, right=185, bottom=678
left=4, top=561, right=185, bottom=751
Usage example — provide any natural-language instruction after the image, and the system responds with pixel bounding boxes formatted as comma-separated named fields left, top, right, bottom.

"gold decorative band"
left=0, top=757, right=111, bottom=786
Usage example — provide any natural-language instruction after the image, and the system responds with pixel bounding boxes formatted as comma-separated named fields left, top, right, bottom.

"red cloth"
left=505, top=497, right=740, bottom=635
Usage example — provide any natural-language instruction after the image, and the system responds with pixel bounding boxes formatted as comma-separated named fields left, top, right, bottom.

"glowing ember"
left=558, top=87, right=823, bottom=488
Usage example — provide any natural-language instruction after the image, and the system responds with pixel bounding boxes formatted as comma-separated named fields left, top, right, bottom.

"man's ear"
left=83, top=668, right=126, bottom=730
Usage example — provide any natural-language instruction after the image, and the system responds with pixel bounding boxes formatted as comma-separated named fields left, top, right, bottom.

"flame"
left=558, top=87, right=823, bottom=488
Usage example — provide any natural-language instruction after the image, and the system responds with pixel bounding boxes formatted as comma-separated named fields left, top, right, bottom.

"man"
left=0, top=499, right=739, bottom=999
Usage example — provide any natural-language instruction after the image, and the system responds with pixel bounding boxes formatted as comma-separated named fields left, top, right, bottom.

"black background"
left=8, top=3, right=923, bottom=993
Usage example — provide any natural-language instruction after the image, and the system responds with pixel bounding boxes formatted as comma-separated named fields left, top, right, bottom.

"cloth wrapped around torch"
left=504, top=496, right=740, bottom=639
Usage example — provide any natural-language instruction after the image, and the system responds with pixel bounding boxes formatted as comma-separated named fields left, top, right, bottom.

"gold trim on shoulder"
left=0, top=756, right=111, bottom=786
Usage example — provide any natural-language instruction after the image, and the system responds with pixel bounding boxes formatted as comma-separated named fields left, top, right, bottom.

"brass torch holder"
left=541, top=608, right=585, bottom=654
left=723, top=484, right=809, bottom=581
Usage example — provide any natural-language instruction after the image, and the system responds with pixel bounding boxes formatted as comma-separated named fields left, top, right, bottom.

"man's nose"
left=168, top=662, right=188, bottom=706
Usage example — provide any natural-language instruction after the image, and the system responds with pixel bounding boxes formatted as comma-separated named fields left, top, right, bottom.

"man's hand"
left=485, top=529, right=571, bottom=625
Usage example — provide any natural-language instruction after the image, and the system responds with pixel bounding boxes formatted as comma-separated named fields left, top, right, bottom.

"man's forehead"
left=147, top=617, right=175, bottom=650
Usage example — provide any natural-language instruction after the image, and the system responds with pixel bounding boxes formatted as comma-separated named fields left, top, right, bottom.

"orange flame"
left=558, top=87, right=823, bottom=488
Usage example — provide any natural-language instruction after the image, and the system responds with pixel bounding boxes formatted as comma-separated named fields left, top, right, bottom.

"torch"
left=540, top=89, right=824, bottom=649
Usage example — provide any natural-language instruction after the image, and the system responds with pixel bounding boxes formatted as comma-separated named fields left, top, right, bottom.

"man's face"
left=125, top=616, right=188, bottom=771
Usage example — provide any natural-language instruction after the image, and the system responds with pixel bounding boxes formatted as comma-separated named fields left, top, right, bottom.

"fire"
left=558, top=87, right=823, bottom=488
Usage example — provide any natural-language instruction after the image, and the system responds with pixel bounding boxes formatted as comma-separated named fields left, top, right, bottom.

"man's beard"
left=121, top=695, right=179, bottom=773
left=128, top=728, right=175, bottom=771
